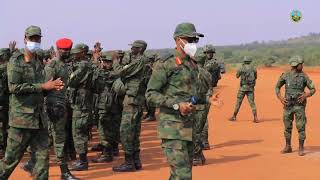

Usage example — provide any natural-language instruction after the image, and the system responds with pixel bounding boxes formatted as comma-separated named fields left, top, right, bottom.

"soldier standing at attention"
left=0, top=25, right=64, bottom=179
left=229, top=56, right=259, bottom=123
left=275, top=56, right=315, bottom=156
left=146, top=22, right=203, bottom=180
left=68, top=44, right=94, bottom=171
left=0, top=48, right=11, bottom=158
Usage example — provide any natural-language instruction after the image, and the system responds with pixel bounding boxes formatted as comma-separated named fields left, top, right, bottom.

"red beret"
left=56, top=38, right=73, bottom=49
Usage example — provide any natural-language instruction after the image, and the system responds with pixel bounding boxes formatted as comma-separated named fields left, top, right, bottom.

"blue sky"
left=0, top=0, right=318, bottom=50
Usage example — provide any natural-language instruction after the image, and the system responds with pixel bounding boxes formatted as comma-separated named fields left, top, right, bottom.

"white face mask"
left=179, top=38, right=197, bottom=57
left=26, top=41, right=41, bottom=52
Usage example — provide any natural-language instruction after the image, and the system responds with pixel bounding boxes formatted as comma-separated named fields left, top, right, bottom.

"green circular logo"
left=291, top=10, right=302, bottom=22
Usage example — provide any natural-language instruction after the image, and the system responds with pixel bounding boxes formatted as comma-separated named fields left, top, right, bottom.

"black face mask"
left=60, top=52, right=70, bottom=61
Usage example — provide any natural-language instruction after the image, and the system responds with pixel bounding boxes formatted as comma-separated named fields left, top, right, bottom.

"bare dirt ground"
left=10, top=66, right=320, bottom=180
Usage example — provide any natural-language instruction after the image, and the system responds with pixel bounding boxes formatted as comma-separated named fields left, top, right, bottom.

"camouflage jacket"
left=204, top=58, right=221, bottom=86
left=146, top=51, right=199, bottom=141
left=93, top=67, right=121, bottom=112
left=68, top=60, right=93, bottom=110
left=7, top=50, right=47, bottom=129
left=275, top=70, right=315, bottom=105
left=196, top=67, right=213, bottom=108
left=113, top=54, right=149, bottom=105
left=44, top=58, right=69, bottom=106
left=237, top=64, right=257, bottom=91
left=0, top=63, right=9, bottom=108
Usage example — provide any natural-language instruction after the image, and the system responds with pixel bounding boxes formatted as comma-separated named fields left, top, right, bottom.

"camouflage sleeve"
left=113, top=60, right=144, bottom=79
left=275, top=73, right=286, bottom=96
left=68, top=62, right=88, bottom=88
left=236, top=68, right=241, bottom=78
left=145, top=62, right=176, bottom=108
left=44, top=63, right=55, bottom=82
left=305, top=74, right=316, bottom=96
left=7, top=61, right=42, bottom=94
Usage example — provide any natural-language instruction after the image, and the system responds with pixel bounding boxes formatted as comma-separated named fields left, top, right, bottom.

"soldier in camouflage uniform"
left=0, top=48, right=10, bottom=158
left=229, top=56, right=259, bottom=123
left=0, top=26, right=64, bottom=179
left=112, top=40, right=149, bottom=172
left=144, top=52, right=158, bottom=122
left=91, top=53, right=122, bottom=163
left=68, top=44, right=94, bottom=171
left=146, top=22, right=204, bottom=180
left=275, top=56, right=316, bottom=156
left=45, top=38, right=79, bottom=179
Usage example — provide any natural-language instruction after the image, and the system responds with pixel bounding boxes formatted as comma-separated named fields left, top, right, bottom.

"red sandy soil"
left=9, top=66, right=320, bottom=180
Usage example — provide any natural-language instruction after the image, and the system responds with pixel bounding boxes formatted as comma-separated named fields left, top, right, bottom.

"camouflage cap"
left=243, top=56, right=252, bottom=62
left=25, top=25, right=42, bottom=37
left=71, top=43, right=89, bottom=54
left=203, top=44, right=216, bottom=53
left=0, top=48, right=10, bottom=56
left=117, top=50, right=125, bottom=55
left=129, top=40, right=147, bottom=48
left=289, top=55, right=303, bottom=66
left=173, top=22, right=204, bottom=39
left=100, top=52, right=113, bottom=61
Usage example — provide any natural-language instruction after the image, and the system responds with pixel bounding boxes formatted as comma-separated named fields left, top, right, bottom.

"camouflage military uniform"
left=112, top=40, right=149, bottom=172
left=192, top=67, right=213, bottom=165
left=0, top=48, right=10, bottom=157
left=146, top=22, right=204, bottom=180
left=0, top=44, right=49, bottom=180
left=275, top=56, right=315, bottom=156
left=68, top=44, right=93, bottom=170
left=230, top=57, right=258, bottom=122
left=91, top=53, right=121, bottom=163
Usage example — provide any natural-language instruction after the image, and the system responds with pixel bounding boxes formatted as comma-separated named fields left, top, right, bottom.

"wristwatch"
left=173, top=104, right=179, bottom=111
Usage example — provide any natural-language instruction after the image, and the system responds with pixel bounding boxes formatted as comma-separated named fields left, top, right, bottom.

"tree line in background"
left=147, top=33, right=320, bottom=67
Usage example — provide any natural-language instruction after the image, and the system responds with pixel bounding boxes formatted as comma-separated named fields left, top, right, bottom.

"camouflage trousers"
left=65, top=104, right=75, bottom=156
left=0, top=127, right=49, bottom=180
left=98, top=110, right=122, bottom=149
left=161, top=139, right=193, bottom=180
left=283, top=105, right=307, bottom=140
left=193, top=104, right=210, bottom=156
left=201, top=118, right=209, bottom=144
left=47, top=105, right=67, bottom=165
left=72, top=108, right=91, bottom=154
left=0, top=108, right=8, bottom=152
left=120, top=96, right=143, bottom=155
left=233, top=90, right=257, bottom=116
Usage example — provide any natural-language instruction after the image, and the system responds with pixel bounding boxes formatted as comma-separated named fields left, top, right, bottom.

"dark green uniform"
left=0, top=47, right=49, bottom=179
left=275, top=56, right=315, bottom=156
left=0, top=48, right=10, bottom=157
left=45, top=57, right=70, bottom=165
left=230, top=57, right=258, bottom=122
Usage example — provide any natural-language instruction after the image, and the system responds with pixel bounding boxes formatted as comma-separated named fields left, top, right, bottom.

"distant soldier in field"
left=229, top=56, right=258, bottom=123
left=275, top=56, right=316, bottom=156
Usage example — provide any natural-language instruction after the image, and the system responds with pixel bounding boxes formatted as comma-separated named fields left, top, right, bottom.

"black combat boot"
left=91, top=143, right=104, bottom=152
left=253, top=112, right=259, bottom=123
left=193, top=153, right=204, bottom=166
left=20, top=152, right=36, bottom=176
left=91, top=147, right=113, bottom=163
left=60, top=163, right=80, bottom=180
left=229, top=114, right=236, bottom=121
left=112, top=143, right=119, bottom=157
left=70, top=153, right=88, bottom=171
left=112, top=153, right=136, bottom=172
left=133, top=150, right=142, bottom=170
left=298, top=140, right=305, bottom=156
left=281, top=138, right=292, bottom=154
left=202, top=141, right=211, bottom=150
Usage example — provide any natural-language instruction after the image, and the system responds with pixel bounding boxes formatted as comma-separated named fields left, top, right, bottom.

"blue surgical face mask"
left=26, top=41, right=41, bottom=52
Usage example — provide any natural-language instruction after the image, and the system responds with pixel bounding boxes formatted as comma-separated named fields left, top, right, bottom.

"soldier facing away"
left=229, top=56, right=259, bottom=123
left=275, top=56, right=316, bottom=156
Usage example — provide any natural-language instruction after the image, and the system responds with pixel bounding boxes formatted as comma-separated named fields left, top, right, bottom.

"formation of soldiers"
left=0, top=22, right=316, bottom=180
